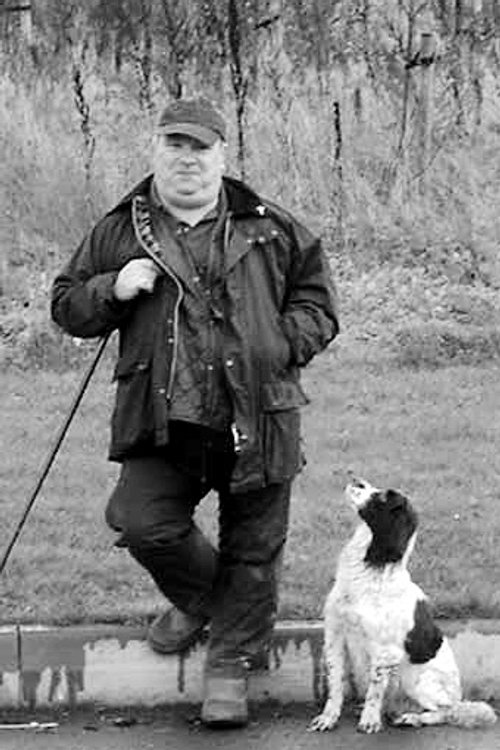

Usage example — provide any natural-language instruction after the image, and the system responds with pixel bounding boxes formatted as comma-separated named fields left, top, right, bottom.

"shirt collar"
left=150, top=180, right=227, bottom=225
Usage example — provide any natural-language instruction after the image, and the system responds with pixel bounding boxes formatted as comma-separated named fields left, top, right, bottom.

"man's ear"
left=150, top=132, right=161, bottom=156
left=219, top=140, right=227, bottom=166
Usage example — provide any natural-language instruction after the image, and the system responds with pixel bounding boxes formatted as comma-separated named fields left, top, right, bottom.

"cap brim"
left=159, top=122, right=219, bottom=146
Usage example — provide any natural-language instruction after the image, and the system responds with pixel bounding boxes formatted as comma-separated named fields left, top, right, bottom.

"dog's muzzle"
left=345, top=477, right=379, bottom=509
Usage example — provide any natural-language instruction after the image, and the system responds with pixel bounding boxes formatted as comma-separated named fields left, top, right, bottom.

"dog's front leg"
left=309, top=613, right=345, bottom=731
left=358, top=662, right=393, bottom=734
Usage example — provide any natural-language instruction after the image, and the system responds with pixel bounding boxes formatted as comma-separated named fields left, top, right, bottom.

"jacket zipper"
left=204, top=210, right=232, bottom=425
left=221, top=212, right=245, bottom=454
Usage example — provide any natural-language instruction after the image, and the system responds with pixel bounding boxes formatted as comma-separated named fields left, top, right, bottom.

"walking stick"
left=0, top=334, right=110, bottom=576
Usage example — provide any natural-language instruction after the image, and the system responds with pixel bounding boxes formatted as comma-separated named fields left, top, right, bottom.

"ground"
left=1, top=703, right=500, bottom=750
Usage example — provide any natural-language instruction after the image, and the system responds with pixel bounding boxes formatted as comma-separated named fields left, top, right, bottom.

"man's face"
left=152, top=133, right=225, bottom=210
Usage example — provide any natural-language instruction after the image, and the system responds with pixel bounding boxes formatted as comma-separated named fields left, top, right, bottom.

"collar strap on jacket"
left=131, top=194, right=184, bottom=404
left=131, top=194, right=182, bottom=286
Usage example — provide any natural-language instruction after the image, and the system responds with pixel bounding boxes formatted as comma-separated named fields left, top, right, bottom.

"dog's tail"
left=446, top=700, right=497, bottom=729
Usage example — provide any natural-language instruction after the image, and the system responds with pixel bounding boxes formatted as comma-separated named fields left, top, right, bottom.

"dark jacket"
left=51, top=175, right=339, bottom=492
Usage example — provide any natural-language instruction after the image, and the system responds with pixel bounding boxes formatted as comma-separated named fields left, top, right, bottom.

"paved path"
left=1, top=704, right=499, bottom=750
left=3, top=620, right=500, bottom=709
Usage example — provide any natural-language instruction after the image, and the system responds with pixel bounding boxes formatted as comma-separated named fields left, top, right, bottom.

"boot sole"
left=201, top=700, right=248, bottom=728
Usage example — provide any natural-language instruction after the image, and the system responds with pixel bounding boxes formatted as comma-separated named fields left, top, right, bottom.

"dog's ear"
left=385, top=489, right=419, bottom=526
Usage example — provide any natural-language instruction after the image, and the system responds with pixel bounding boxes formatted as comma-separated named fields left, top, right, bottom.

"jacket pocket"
left=261, top=381, right=309, bottom=483
left=111, top=357, right=154, bottom=453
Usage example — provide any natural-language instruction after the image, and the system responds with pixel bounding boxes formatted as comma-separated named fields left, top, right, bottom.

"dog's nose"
left=346, top=469, right=360, bottom=482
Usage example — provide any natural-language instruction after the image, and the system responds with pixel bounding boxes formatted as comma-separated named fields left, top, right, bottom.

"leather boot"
left=201, top=662, right=249, bottom=728
left=147, top=606, right=208, bottom=654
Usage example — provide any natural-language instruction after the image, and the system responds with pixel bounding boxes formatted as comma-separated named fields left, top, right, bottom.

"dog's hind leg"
left=392, top=709, right=446, bottom=727
left=393, top=701, right=497, bottom=729
left=309, top=609, right=345, bottom=731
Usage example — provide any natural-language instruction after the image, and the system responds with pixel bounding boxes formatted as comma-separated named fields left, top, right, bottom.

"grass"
left=1, top=325, right=499, bottom=625
left=287, top=350, right=500, bottom=620
left=1, top=57, right=500, bottom=626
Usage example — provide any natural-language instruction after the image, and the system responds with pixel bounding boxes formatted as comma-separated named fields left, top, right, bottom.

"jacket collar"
left=110, top=174, right=268, bottom=219
left=222, top=175, right=268, bottom=217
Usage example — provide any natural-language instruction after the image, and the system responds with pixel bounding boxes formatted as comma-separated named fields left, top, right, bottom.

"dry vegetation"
left=0, top=6, right=500, bottom=369
left=0, top=2, right=500, bottom=623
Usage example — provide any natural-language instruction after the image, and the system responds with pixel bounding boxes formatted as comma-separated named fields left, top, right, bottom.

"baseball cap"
left=157, top=97, right=227, bottom=146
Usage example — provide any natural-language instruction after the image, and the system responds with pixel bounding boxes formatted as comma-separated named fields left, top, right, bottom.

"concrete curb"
left=0, top=619, right=500, bottom=710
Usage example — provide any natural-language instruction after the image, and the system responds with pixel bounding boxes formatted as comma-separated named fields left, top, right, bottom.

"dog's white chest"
left=336, top=575, right=415, bottom=644
left=327, top=574, right=417, bottom=694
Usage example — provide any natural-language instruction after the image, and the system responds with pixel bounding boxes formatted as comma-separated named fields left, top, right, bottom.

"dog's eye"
left=352, top=478, right=365, bottom=489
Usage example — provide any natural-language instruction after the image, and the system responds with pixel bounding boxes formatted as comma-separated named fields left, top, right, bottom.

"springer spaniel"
left=309, top=478, right=497, bottom=734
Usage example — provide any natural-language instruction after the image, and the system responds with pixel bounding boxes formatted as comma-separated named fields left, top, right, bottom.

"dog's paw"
left=357, top=707, right=383, bottom=734
left=308, top=708, right=340, bottom=732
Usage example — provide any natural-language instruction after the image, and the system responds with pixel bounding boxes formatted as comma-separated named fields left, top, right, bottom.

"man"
left=51, top=97, right=338, bottom=727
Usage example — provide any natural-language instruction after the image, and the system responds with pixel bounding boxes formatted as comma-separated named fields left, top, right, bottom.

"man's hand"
left=114, top=259, right=161, bottom=301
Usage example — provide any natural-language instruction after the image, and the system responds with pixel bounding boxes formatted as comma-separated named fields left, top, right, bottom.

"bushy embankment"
left=1, top=61, right=500, bottom=371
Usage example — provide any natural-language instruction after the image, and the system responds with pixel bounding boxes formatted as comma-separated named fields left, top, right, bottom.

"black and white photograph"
left=0, top=1, right=499, bottom=748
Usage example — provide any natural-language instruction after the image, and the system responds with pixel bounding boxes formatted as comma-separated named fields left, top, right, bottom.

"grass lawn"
left=1, top=340, right=500, bottom=625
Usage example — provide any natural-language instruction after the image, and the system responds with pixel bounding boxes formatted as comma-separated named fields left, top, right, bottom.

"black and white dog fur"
left=310, top=478, right=497, bottom=734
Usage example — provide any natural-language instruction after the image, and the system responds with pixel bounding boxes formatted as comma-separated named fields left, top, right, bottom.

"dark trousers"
left=105, top=437, right=291, bottom=670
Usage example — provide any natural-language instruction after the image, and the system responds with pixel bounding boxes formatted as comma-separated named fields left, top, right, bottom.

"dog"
left=309, top=477, right=497, bottom=734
